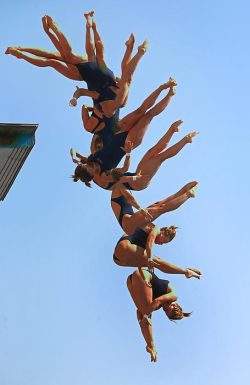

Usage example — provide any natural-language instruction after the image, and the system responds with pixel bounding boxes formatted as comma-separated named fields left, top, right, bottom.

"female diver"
left=111, top=181, right=198, bottom=235
left=71, top=85, right=178, bottom=187
left=127, top=267, right=201, bottom=362
left=6, top=13, right=147, bottom=117
left=112, top=187, right=200, bottom=272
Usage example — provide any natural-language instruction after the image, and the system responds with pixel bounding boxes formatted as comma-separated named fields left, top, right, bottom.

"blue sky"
left=1, top=1, right=250, bottom=384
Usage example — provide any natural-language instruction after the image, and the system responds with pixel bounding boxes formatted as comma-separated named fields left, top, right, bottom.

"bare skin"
left=6, top=14, right=134, bottom=84
left=98, top=39, right=149, bottom=117
left=84, top=11, right=95, bottom=61
left=87, top=116, right=194, bottom=191
left=70, top=13, right=148, bottom=117
left=6, top=14, right=86, bottom=68
left=127, top=268, right=200, bottom=362
left=5, top=46, right=82, bottom=80
left=127, top=269, right=158, bottom=362
left=118, top=82, right=174, bottom=149
left=115, top=121, right=199, bottom=191
left=119, top=78, right=176, bottom=129
left=113, top=219, right=202, bottom=275
left=82, top=12, right=107, bottom=66
left=122, top=33, right=135, bottom=76
left=71, top=82, right=178, bottom=187
left=6, top=46, right=64, bottom=61
left=6, top=13, right=147, bottom=117
left=5, top=14, right=90, bottom=79
left=69, top=33, right=136, bottom=111
left=73, top=78, right=176, bottom=139
left=71, top=80, right=177, bottom=180
left=111, top=182, right=198, bottom=235
left=73, top=83, right=178, bottom=186
left=91, top=19, right=106, bottom=67
left=84, top=10, right=94, bottom=26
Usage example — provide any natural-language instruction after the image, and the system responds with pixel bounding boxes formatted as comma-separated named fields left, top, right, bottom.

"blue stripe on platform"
left=0, top=133, right=35, bottom=148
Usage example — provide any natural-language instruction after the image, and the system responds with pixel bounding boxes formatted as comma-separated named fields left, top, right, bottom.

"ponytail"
left=168, top=303, right=192, bottom=321
left=183, top=312, right=192, bottom=318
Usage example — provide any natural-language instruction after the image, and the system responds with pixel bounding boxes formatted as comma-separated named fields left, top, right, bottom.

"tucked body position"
left=127, top=268, right=201, bottom=362
left=113, top=199, right=201, bottom=275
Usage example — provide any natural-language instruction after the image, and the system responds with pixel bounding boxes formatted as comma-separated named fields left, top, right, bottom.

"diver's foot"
left=84, top=11, right=94, bottom=27
left=187, top=184, right=198, bottom=198
left=5, top=47, right=12, bottom=54
left=125, top=33, right=135, bottom=47
left=146, top=345, right=157, bottom=363
left=161, top=77, right=177, bottom=89
left=170, top=119, right=183, bottom=133
left=42, top=15, right=49, bottom=32
left=138, top=40, right=148, bottom=54
left=168, top=85, right=176, bottom=96
left=5, top=47, right=22, bottom=58
left=185, top=131, right=199, bottom=143
left=185, top=268, right=202, bottom=279
left=183, top=181, right=198, bottom=193
left=12, top=46, right=24, bottom=51
left=187, top=267, right=202, bottom=276
left=46, top=15, right=57, bottom=29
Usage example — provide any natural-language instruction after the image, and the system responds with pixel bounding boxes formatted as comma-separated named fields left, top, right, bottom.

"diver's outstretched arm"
left=69, top=85, right=99, bottom=106
left=152, top=258, right=201, bottom=279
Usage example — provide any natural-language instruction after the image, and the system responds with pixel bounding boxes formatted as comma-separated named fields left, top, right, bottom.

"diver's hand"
left=185, top=268, right=202, bottom=279
left=146, top=345, right=157, bottom=362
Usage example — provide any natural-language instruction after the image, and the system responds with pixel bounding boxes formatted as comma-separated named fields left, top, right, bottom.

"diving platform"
left=0, top=123, right=38, bottom=201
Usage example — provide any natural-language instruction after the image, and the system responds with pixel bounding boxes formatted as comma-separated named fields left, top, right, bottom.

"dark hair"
left=168, top=303, right=192, bottom=321
left=72, top=164, right=93, bottom=188
left=160, top=225, right=178, bottom=241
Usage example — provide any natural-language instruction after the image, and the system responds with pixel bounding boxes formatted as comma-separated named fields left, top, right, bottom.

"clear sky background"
left=0, top=1, right=249, bottom=384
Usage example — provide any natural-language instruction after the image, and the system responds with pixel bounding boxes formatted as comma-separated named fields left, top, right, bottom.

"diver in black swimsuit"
left=127, top=268, right=200, bottom=362
left=70, top=78, right=176, bottom=147
left=6, top=12, right=146, bottom=116
left=110, top=181, right=198, bottom=235
left=112, top=217, right=201, bottom=279
left=85, top=120, right=198, bottom=191
left=71, top=82, right=178, bottom=187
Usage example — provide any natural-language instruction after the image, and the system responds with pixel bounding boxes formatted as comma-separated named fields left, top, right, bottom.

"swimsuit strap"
left=94, top=178, right=116, bottom=190
left=90, top=109, right=104, bottom=134
left=121, top=172, right=137, bottom=190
